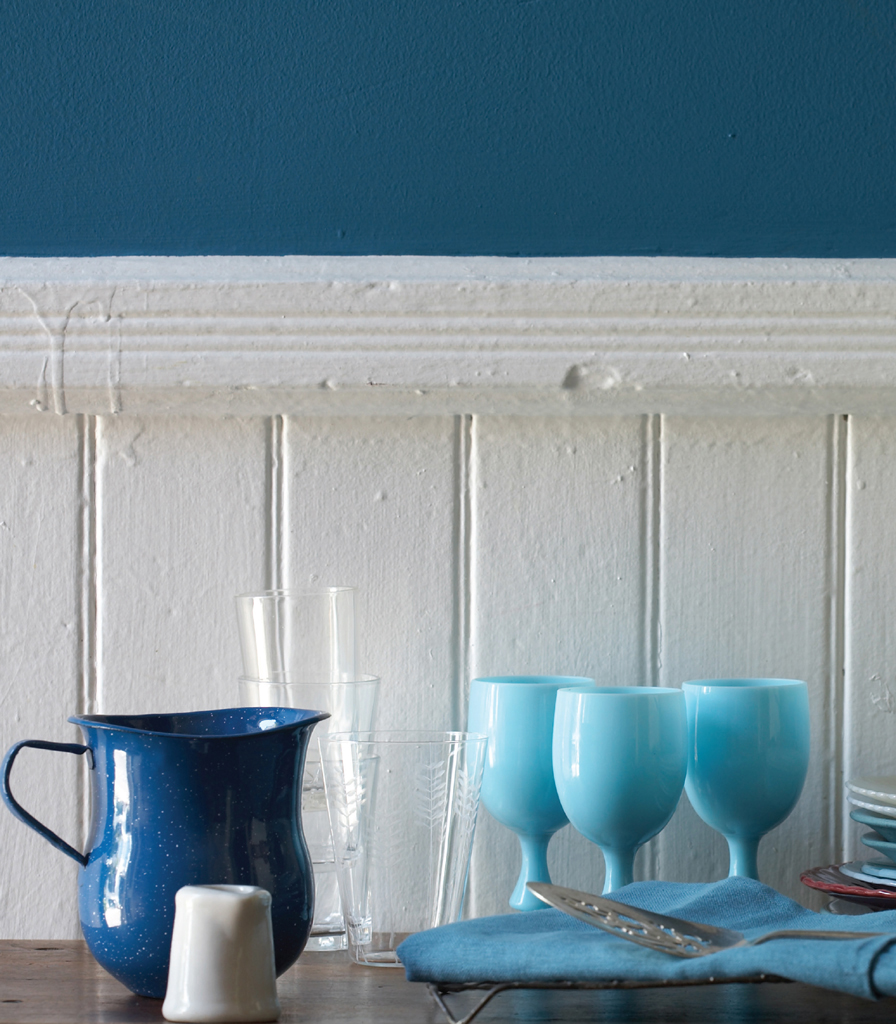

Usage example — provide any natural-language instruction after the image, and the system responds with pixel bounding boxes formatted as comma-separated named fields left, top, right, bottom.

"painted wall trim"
left=1, top=256, right=895, bottom=416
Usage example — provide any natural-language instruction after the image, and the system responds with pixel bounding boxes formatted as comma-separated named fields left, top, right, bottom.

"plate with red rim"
left=801, top=863, right=896, bottom=909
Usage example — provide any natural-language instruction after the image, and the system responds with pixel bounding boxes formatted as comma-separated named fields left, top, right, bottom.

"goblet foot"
left=511, top=834, right=554, bottom=911
left=726, top=835, right=761, bottom=880
left=601, top=846, right=636, bottom=894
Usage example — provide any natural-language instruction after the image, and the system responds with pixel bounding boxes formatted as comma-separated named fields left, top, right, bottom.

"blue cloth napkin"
left=396, top=877, right=896, bottom=1000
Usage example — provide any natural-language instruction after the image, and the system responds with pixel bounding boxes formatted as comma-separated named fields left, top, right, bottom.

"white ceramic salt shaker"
left=162, top=884, right=281, bottom=1023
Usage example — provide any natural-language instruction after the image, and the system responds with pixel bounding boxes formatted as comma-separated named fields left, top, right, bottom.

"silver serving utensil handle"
left=527, top=883, right=885, bottom=958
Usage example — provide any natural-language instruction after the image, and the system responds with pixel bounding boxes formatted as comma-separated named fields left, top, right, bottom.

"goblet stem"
left=726, top=836, right=760, bottom=879
left=511, top=834, right=553, bottom=911
left=601, top=847, right=635, bottom=893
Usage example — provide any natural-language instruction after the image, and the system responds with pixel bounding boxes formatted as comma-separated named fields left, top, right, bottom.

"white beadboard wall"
left=2, top=256, right=896, bottom=937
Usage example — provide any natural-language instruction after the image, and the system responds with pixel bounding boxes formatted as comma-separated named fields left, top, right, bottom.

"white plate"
left=846, top=776, right=896, bottom=805
left=846, top=793, right=896, bottom=817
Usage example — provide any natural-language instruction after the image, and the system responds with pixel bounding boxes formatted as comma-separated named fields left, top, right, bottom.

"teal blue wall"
left=2, top=1, right=894, bottom=256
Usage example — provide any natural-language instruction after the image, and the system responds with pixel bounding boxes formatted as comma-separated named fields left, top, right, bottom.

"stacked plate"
left=801, top=776, right=896, bottom=909
left=846, top=775, right=896, bottom=869
left=848, top=776, right=896, bottom=819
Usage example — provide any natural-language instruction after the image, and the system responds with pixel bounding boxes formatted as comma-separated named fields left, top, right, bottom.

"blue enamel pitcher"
left=1, top=706, right=328, bottom=999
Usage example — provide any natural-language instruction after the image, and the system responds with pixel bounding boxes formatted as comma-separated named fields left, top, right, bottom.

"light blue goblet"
left=553, top=686, right=687, bottom=893
left=682, top=678, right=810, bottom=880
left=468, top=675, right=595, bottom=911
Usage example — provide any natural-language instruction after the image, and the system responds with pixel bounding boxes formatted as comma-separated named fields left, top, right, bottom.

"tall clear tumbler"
left=236, top=588, right=375, bottom=952
left=238, top=676, right=380, bottom=950
left=236, top=588, right=357, bottom=684
left=320, top=731, right=487, bottom=966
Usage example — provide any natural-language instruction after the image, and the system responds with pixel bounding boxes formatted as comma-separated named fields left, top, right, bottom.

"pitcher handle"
left=1, top=739, right=92, bottom=866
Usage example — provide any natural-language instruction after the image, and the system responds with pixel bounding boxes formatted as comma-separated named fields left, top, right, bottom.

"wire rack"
left=426, top=972, right=790, bottom=1024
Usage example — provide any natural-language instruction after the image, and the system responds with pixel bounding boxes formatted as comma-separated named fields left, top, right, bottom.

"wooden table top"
left=4, top=940, right=896, bottom=1024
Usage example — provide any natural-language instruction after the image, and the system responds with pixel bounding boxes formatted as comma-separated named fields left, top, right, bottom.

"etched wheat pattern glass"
left=320, top=731, right=486, bottom=966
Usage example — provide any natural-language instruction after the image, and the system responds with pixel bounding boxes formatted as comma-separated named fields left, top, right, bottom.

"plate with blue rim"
left=851, top=808, right=896, bottom=844
left=861, top=833, right=896, bottom=865
left=840, top=859, right=896, bottom=885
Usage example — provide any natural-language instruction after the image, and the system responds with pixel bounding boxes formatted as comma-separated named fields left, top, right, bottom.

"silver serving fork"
left=527, top=882, right=886, bottom=958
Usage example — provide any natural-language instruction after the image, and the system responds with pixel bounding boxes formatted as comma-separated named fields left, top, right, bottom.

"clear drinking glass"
left=320, top=731, right=487, bottom=967
left=235, top=588, right=357, bottom=683
left=235, top=586, right=364, bottom=952
left=238, top=677, right=380, bottom=951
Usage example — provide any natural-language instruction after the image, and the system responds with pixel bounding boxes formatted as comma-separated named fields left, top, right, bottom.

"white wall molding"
left=1, top=255, right=896, bottom=416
